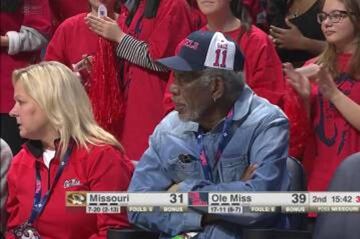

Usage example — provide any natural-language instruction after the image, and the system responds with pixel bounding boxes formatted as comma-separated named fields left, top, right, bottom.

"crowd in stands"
left=0, top=0, right=359, bottom=238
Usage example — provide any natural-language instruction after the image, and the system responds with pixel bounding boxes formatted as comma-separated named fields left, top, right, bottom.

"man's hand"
left=167, top=183, right=180, bottom=193
left=241, top=164, right=257, bottom=181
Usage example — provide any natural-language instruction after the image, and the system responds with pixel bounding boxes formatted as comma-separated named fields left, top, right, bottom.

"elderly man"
left=128, top=30, right=290, bottom=238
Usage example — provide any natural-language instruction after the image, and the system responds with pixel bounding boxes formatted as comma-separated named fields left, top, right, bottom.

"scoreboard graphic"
left=65, top=191, right=360, bottom=214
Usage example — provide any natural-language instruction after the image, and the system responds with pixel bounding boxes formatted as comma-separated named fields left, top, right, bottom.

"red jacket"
left=117, top=0, right=194, bottom=161
left=0, top=0, right=52, bottom=113
left=5, top=141, right=133, bottom=239
left=186, top=0, right=207, bottom=29
left=45, top=13, right=99, bottom=84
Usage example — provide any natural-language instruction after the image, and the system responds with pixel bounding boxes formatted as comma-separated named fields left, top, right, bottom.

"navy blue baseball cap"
left=157, top=30, right=244, bottom=72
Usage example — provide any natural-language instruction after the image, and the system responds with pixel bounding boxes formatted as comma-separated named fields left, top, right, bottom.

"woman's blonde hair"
left=12, top=61, right=122, bottom=157
left=316, top=0, right=360, bottom=78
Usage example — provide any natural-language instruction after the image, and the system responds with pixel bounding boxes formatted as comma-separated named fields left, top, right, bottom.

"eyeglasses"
left=317, top=10, right=354, bottom=24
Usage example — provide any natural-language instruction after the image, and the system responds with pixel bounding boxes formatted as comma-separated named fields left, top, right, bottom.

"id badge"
left=98, top=4, right=107, bottom=17
left=13, top=223, right=41, bottom=239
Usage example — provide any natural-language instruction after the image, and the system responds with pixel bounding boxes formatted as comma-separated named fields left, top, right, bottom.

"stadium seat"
left=287, top=156, right=307, bottom=191
left=242, top=157, right=312, bottom=239
left=313, top=152, right=360, bottom=239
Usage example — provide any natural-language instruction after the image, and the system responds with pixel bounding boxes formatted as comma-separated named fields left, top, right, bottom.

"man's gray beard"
left=177, top=109, right=201, bottom=123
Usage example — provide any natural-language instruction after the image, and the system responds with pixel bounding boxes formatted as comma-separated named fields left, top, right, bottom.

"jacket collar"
left=24, top=140, right=43, bottom=158
left=24, top=138, right=62, bottom=158
left=232, top=84, right=254, bottom=121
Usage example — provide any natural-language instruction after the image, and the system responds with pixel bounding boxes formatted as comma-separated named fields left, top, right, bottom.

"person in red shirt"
left=242, top=0, right=269, bottom=31
left=45, top=0, right=118, bottom=72
left=5, top=62, right=133, bottom=239
left=163, top=0, right=309, bottom=158
left=284, top=0, right=360, bottom=192
left=186, top=0, right=207, bottom=29
left=85, top=0, right=195, bottom=161
left=1, top=0, right=52, bottom=154
left=45, top=0, right=123, bottom=140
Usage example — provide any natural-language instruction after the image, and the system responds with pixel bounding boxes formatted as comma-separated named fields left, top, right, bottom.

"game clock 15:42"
left=331, top=195, right=354, bottom=204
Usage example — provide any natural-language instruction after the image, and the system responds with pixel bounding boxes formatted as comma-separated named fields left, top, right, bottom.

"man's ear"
left=210, top=75, right=225, bottom=102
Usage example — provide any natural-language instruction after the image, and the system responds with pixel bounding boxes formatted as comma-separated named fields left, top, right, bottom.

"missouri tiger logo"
left=66, top=191, right=87, bottom=207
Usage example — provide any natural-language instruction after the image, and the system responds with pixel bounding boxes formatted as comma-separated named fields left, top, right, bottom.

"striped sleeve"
left=116, top=35, right=169, bottom=72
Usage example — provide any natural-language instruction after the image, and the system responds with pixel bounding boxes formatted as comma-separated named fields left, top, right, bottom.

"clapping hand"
left=315, top=66, right=341, bottom=102
left=283, top=62, right=312, bottom=100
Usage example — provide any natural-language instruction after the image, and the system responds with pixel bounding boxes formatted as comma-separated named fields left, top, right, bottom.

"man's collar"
left=232, top=85, right=254, bottom=121
left=177, top=120, right=199, bottom=134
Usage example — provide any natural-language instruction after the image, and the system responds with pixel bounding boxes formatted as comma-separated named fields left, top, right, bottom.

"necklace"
left=288, top=10, right=300, bottom=18
left=287, top=0, right=316, bottom=19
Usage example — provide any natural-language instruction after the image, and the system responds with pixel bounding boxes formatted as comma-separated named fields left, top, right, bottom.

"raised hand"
left=85, top=14, right=125, bottom=43
left=269, top=19, right=305, bottom=50
left=283, top=62, right=311, bottom=100
left=315, top=66, right=341, bottom=102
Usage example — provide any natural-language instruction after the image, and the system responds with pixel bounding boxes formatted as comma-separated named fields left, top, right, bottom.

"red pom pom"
left=283, top=87, right=312, bottom=159
left=88, top=38, right=124, bottom=140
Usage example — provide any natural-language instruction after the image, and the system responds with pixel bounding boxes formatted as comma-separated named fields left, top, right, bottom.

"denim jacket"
left=128, top=86, right=290, bottom=238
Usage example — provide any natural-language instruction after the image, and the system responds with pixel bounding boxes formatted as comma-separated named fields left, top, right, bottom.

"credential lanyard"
left=28, top=144, right=74, bottom=224
left=196, top=109, right=235, bottom=182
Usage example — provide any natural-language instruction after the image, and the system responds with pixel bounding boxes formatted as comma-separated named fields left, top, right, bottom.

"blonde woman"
left=5, top=61, right=133, bottom=239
